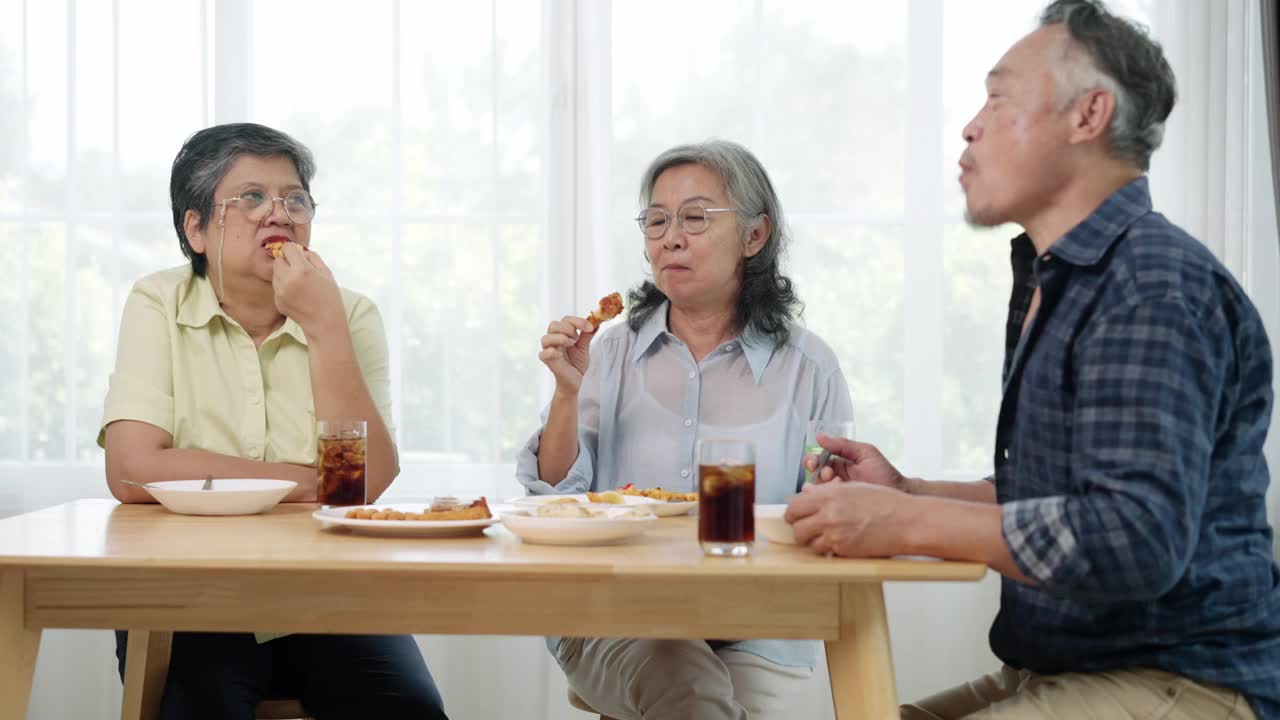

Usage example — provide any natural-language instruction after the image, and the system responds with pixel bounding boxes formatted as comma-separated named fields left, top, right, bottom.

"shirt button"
left=249, top=446, right=262, bottom=459
left=251, top=396, right=262, bottom=406
left=688, top=371, right=696, bottom=379
left=680, top=469, right=690, bottom=478
left=1002, top=448, right=1009, bottom=460
left=684, top=418, right=693, bottom=427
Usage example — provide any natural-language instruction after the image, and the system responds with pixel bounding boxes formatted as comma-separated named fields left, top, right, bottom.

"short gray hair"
left=628, top=139, right=801, bottom=344
left=1040, top=0, right=1177, bottom=170
left=169, top=123, right=316, bottom=276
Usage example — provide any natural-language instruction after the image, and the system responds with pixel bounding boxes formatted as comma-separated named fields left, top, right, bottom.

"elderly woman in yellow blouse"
left=98, top=123, right=447, bottom=720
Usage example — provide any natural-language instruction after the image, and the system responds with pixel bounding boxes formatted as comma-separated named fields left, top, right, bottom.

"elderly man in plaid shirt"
left=786, top=1, right=1280, bottom=718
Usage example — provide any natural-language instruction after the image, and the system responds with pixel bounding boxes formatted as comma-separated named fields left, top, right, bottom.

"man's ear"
left=744, top=215, right=771, bottom=258
left=1068, top=88, right=1116, bottom=146
left=184, top=209, right=208, bottom=254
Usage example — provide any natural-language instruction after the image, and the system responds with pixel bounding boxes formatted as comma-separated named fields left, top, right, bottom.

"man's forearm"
left=904, top=477, right=997, bottom=504
left=901, top=495, right=1033, bottom=584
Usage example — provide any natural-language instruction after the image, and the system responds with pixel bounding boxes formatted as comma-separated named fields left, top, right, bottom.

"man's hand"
left=784, top=480, right=917, bottom=557
left=803, top=436, right=911, bottom=492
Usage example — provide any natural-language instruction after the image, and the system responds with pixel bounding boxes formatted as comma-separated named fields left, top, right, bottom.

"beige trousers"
left=902, top=665, right=1259, bottom=720
left=556, top=637, right=813, bottom=720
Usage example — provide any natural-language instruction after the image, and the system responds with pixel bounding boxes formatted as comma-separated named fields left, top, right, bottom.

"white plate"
left=142, top=479, right=296, bottom=516
left=755, top=504, right=796, bottom=545
left=505, top=493, right=660, bottom=509
left=648, top=500, right=697, bottom=517
left=312, top=503, right=501, bottom=537
left=500, top=509, right=658, bottom=546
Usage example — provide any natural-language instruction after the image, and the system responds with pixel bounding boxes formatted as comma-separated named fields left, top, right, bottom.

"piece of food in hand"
left=265, top=239, right=287, bottom=258
left=586, top=490, right=625, bottom=504
left=586, top=292, right=624, bottom=327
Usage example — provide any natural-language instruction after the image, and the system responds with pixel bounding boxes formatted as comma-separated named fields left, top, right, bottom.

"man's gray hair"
left=628, top=139, right=800, bottom=343
left=1040, top=0, right=1177, bottom=171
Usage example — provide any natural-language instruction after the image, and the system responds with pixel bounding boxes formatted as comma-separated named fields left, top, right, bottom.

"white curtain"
left=2, top=1, right=1275, bottom=718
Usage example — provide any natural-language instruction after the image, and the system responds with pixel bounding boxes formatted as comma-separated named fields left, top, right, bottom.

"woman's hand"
left=538, top=316, right=596, bottom=395
left=272, top=244, right=346, bottom=338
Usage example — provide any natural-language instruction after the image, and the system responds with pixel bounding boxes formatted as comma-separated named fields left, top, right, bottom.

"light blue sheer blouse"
left=516, top=302, right=854, bottom=668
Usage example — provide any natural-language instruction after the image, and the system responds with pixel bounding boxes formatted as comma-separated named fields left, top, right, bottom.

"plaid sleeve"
left=1002, top=295, right=1221, bottom=599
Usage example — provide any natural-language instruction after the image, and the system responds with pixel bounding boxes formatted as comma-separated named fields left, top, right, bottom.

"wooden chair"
left=567, top=688, right=619, bottom=720
left=255, top=698, right=313, bottom=719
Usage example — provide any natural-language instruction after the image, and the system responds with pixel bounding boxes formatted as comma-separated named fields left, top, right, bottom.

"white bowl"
left=500, top=509, right=658, bottom=546
left=142, top=479, right=296, bottom=516
left=755, top=504, right=796, bottom=545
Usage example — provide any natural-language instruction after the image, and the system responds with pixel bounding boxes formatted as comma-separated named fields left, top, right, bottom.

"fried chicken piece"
left=587, top=292, right=624, bottom=327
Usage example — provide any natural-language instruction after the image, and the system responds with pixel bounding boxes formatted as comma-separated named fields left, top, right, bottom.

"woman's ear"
left=184, top=209, right=208, bottom=254
left=744, top=214, right=771, bottom=258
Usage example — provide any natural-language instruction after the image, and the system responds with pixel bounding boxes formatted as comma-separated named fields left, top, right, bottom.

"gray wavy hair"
left=1040, top=0, right=1177, bottom=171
left=627, top=139, right=801, bottom=345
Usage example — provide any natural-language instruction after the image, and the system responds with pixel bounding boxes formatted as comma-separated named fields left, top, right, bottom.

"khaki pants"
left=556, top=637, right=813, bottom=720
left=902, top=665, right=1259, bottom=720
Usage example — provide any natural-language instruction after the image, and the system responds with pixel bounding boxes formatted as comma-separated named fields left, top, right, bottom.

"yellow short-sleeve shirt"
left=98, top=266, right=393, bottom=644
left=97, top=264, right=394, bottom=467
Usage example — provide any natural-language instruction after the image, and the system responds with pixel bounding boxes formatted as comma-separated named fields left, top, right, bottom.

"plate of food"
left=505, top=491, right=660, bottom=509
left=618, top=484, right=698, bottom=517
left=500, top=502, right=658, bottom=546
left=312, top=497, right=500, bottom=537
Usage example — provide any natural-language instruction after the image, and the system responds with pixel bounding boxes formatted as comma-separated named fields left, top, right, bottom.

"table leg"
left=825, top=582, right=897, bottom=720
left=0, top=568, right=42, bottom=720
left=121, top=629, right=172, bottom=720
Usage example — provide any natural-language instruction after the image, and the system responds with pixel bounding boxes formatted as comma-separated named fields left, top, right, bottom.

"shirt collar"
left=175, top=273, right=228, bottom=329
left=1041, top=175, right=1152, bottom=267
left=175, top=272, right=309, bottom=346
left=629, top=301, right=775, bottom=384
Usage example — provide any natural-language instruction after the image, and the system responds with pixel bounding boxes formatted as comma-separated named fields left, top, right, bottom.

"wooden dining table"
left=0, top=499, right=985, bottom=720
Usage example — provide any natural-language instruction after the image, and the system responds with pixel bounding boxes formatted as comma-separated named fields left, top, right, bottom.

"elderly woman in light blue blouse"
left=516, top=139, right=854, bottom=720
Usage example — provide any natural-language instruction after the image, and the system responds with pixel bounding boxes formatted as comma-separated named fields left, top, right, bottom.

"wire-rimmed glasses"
left=219, top=189, right=317, bottom=225
left=635, top=201, right=736, bottom=239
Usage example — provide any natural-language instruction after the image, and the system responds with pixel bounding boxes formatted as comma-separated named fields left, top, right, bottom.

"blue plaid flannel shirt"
left=991, top=177, right=1280, bottom=718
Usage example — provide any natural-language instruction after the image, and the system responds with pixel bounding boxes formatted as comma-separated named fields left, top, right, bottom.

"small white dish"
left=142, top=479, right=296, bottom=516
left=312, top=504, right=501, bottom=538
left=755, top=504, right=796, bottom=545
left=500, top=508, right=658, bottom=546
left=648, top=500, right=698, bottom=517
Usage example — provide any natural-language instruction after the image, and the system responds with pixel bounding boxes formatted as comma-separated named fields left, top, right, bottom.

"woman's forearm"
left=307, top=327, right=399, bottom=503
left=106, top=445, right=316, bottom=503
left=536, top=390, right=581, bottom=487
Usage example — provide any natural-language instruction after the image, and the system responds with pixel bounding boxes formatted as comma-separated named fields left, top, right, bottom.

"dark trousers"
left=114, top=631, right=447, bottom=720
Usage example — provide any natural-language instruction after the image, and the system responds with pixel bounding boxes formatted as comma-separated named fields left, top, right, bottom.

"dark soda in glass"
left=698, top=463, right=755, bottom=554
left=317, top=421, right=367, bottom=506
